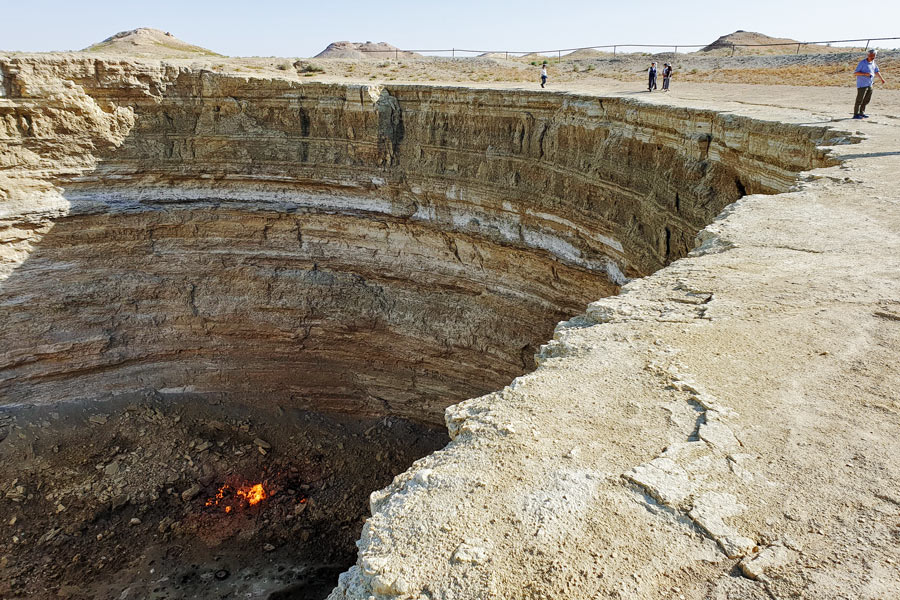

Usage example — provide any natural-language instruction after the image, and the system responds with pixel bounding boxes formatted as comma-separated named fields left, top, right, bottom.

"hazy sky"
left=4, top=0, right=898, bottom=57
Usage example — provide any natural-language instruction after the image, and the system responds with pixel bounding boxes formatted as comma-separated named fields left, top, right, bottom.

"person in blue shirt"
left=853, top=50, right=886, bottom=119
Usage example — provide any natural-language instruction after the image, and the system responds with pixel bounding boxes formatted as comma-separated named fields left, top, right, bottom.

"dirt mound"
left=314, top=41, right=420, bottom=59
left=564, top=48, right=610, bottom=60
left=519, top=52, right=552, bottom=60
left=700, top=30, right=861, bottom=55
left=702, top=30, right=800, bottom=51
left=83, top=28, right=222, bottom=58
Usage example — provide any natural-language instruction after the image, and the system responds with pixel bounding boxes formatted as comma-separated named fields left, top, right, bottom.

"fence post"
left=395, top=49, right=398, bottom=60
left=673, top=45, right=677, bottom=57
left=865, top=39, right=870, bottom=50
left=505, top=52, right=508, bottom=60
left=558, top=50, right=561, bottom=64
left=452, top=48, right=455, bottom=58
left=796, top=43, right=801, bottom=54
left=731, top=44, right=735, bottom=56
left=613, top=45, right=616, bottom=57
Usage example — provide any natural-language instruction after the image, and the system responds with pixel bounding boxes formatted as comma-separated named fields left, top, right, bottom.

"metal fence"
left=360, top=36, right=900, bottom=61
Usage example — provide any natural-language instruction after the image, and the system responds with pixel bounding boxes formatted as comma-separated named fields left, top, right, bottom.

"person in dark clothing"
left=662, top=63, right=672, bottom=92
left=648, top=62, right=657, bottom=92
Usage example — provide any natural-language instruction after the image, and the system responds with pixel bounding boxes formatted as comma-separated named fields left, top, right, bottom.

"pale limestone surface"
left=329, top=86, right=900, bottom=599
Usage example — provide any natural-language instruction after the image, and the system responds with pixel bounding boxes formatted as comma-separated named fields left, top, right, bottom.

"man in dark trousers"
left=662, top=63, right=672, bottom=92
left=853, top=49, right=886, bottom=119
left=648, top=62, right=657, bottom=92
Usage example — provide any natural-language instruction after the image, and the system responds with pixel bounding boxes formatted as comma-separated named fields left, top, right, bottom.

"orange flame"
left=237, top=483, right=266, bottom=506
left=204, top=482, right=267, bottom=512
left=205, top=485, right=229, bottom=507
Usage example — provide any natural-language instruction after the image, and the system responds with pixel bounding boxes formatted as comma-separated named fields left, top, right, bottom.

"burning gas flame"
left=204, top=482, right=267, bottom=512
left=205, top=485, right=228, bottom=507
left=237, top=483, right=266, bottom=506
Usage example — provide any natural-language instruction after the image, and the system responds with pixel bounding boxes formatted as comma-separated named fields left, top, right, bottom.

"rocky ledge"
left=0, top=56, right=840, bottom=424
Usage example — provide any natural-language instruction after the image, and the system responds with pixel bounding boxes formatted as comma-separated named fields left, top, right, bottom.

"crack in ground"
left=623, top=362, right=760, bottom=573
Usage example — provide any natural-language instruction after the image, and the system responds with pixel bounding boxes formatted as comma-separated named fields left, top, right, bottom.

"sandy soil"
left=229, top=50, right=898, bottom=90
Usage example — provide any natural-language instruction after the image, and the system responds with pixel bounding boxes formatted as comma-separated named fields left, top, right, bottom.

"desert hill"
left=519, top=52, right=550, bottom=60
left=314, top=41, right=420, bottom=59
left=83, top=28, right=222, bottom=58
left=702, top=30, right=800, bottom=51
left=701, top=30, right=862, bottom=54
left=564, top=48, right=609, bottom=59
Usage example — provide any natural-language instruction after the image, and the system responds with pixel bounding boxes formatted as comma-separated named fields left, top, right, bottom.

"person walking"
left=853, top=49, right=886, bottom=119
left=648, top=62, right=658, bottom=92
left=540, top=63, right=548, bottom=88
left=662, top=63, right=672, bottom=92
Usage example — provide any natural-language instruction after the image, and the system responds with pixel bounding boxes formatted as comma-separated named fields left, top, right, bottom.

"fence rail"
left=357, top=36, right=900, bottom=61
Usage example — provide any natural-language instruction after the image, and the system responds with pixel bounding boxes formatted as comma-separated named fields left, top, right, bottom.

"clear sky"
left=4, top=0, right=898, bottom=57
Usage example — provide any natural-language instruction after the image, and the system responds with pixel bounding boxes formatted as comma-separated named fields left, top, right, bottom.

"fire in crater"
left=205, top=482, right=268, bottom=512
left=237, top=483, right=266, bottom=505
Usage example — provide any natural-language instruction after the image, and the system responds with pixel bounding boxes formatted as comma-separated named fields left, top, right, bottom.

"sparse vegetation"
left=296, top=62, right=326, bottom=75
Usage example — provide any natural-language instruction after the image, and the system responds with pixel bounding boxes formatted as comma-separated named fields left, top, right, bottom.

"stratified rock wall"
left=0, top=57, right=841, bottom=424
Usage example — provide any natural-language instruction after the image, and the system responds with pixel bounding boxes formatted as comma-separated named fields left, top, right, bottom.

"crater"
left=0, top=59, right=844, bottom=599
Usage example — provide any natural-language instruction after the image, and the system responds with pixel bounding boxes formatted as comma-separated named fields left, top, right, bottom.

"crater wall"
left=0, top=57, right=841, bottom=425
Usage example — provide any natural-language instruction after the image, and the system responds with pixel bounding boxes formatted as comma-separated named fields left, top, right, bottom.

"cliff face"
left=0, top=57, right=841, bottom=425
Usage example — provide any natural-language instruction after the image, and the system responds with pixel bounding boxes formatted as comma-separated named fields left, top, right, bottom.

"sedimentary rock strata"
left=0, top=57, right=841, bottom=429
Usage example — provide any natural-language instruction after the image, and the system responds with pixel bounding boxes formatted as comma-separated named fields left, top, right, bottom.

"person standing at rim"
left=648, top=62, right=658, bottom=92
left=853, top=49, right=886, bottom=119
left=540, top=62, right=548, bottom=88
left=662, top=62, right=673, bottom=92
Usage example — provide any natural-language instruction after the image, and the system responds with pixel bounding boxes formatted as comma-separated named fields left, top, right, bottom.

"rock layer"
left=0, top=57, right=843, bottom=426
